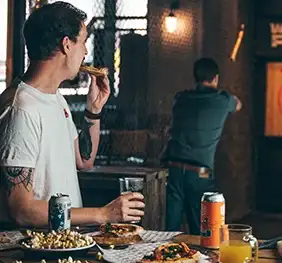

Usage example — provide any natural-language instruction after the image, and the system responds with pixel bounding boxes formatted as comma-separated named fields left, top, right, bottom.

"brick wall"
left=146, top=0, right=203, bottom=164
left=147, top=0, right=202, bottom=115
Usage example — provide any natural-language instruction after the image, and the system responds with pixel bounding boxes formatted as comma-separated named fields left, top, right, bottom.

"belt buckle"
left=199, top=168, right=209, bottom=178
left=182, top=164, right=186, bottom=174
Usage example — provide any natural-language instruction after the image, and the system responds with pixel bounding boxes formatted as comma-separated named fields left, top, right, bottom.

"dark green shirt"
left=163, top=85, right=237, bottom=170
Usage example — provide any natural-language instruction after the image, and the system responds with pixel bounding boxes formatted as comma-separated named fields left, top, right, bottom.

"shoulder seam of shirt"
left=10, top=105, right=39, bottom=124
left=11, top=81, right=21, bottom=107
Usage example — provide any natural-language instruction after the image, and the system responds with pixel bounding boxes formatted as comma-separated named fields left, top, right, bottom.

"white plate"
left=18, top=235, right=96, bottom=259
left=277, top=240, right=282, bottom=257
left=20, top=241, right=96, bottom=252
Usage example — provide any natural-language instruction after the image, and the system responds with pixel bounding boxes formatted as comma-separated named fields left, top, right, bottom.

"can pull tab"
left=55, top=193, right=68, bottom=197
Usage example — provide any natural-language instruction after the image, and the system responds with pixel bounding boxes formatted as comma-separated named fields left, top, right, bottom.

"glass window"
left=116, top=19, right=147, bottom=30
left=116, top=0, right=147, bottom=17
left=48, top=0, right=105, bottom=21
left=0, top=0, right=8, bottom=94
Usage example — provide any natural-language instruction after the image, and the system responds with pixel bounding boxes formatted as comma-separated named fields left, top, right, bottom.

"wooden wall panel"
left=202, top=0, right=255, bottom=221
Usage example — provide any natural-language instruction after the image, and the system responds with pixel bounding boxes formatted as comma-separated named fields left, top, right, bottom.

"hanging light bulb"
left=35, top=0, right=48, bottom=9
left=165, top=1, right=180, bottom=33
left=35, top=0, right=40, bottom=9
left=165, top=11, right=177, bottom=33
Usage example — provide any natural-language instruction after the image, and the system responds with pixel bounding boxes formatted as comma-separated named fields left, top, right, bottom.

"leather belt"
left=167, top=161, right=210, bottom=178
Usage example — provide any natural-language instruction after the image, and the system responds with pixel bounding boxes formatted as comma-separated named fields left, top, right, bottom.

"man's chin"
left=62, top=74, right=79, bottom=85
left=68, top=71, right=80, bottom=81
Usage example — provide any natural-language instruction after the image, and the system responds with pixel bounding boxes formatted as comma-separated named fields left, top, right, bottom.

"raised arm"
left=75, top=75, right=110, bottom=170
left=75, top=117, right=100, bottom=170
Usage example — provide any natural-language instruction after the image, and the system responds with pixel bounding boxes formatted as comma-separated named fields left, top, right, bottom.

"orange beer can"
left=200, top=192, right=225, bottom=249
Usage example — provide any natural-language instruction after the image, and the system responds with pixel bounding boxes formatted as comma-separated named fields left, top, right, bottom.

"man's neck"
left=22, top=60, right=67, bottom=94
left=199, top=81, right=217, bottom=89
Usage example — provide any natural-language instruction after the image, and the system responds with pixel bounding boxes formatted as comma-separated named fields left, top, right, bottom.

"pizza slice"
left=79, top=65, right=108, bottom=77
left=92, top=223, right=144, bottom=246
left=100, top=223, right=144, bottom=237
left=0, top=233, right=11, bottom=244
left=138, top=242, right=201, bottom=263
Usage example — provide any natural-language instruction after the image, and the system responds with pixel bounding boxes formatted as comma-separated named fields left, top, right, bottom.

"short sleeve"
left=0, top=107, right=41, bottom=168
left=220, top=91, right=237, bottom=113
left=71, top=119, right=78, bottom=140
left=228, top=95, right=238, bottom=113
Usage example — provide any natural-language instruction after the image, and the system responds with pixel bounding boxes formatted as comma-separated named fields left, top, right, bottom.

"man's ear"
left=61, top=36, right=71, bottom=55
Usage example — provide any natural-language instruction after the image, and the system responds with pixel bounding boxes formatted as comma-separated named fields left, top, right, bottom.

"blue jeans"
left=166, top=167, right=216, bottom=235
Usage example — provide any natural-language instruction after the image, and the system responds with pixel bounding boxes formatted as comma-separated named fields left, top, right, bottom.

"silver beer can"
left=48, top=193, right=71, bottom=232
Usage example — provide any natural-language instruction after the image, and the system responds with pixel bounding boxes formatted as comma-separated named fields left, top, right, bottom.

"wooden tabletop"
left=0, top=234, right=281, bottom=263
left=173, top=235, right=282, bottom=263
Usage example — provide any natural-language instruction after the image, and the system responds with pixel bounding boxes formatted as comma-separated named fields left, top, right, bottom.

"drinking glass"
left=119, top=177, right=144, bottom=223
left=119, top=177, right=144, bottom=195
left=219, top=224, right=258, bottom=263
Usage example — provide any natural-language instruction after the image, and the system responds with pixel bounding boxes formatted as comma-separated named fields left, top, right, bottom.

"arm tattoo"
left=0, top=166, right=33, bottom=197
left=78, top=117, right=95, bottom=160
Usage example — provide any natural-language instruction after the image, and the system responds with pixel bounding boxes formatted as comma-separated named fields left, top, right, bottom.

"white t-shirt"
left=0, top=80, right=82, bottom=222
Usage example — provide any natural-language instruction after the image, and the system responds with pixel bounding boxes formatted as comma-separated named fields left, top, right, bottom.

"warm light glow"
left=230, top=24, right=245, bottom=62
left=35, top=0, right=40, bottom=9
left=165, top=12, right=177, bottom=33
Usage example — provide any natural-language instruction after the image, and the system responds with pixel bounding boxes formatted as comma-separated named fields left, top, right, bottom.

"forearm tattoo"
left=0, top=166, right=33, bottom=197
left=78, top=117, right=95, bottom=160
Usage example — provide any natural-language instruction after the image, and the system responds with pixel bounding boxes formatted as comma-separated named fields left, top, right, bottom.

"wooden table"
left=0, top=234, right=281, bottom=262
left=78, top=166, right=168, bottom=230
left=173, top=235, right=282, bottom=263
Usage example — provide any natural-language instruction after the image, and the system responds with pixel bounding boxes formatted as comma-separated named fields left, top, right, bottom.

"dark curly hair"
left=23, top=1, right=87, bottom=60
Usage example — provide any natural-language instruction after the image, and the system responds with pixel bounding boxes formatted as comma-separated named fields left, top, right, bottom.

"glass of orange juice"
left=219, top=224, right=258, bottom=263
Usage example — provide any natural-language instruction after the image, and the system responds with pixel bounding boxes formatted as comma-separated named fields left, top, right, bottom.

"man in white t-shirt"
left=0, top=1, right=144, bottom=227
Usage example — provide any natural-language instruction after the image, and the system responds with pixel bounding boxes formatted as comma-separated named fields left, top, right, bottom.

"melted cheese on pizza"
left=102, top=223, right=135, bottom=235
left=142, top=243, right=199, bottom=261
left=79, top=65, right=108, bottom=77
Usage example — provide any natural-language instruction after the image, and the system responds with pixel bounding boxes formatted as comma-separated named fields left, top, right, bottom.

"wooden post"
left=6, top=0, right=14, bottom=87
left=6, top=0, right=26, bottom=86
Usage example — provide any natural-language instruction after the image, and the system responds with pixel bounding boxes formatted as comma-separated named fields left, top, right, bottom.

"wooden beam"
left=12, top=0, right=26, bottom=80
left=6, top=0, right=14, bottom=86
left=6, top=0, right=26, bottom=87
